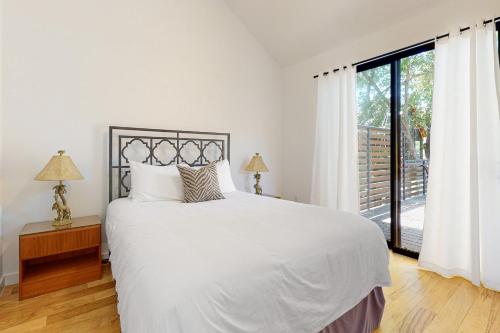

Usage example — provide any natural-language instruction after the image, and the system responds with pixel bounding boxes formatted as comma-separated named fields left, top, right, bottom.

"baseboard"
left=0, top=275, right=5, bottom=296
left=3, top=272, right=19, bottom=286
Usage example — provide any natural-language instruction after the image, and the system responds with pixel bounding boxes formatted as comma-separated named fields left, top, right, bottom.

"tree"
left=356, top=65, right=391, bottom=128
left=356, top=51, right=434, bottom=160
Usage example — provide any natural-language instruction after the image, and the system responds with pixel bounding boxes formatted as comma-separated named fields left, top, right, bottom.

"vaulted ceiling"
left=224, top=0, right=442, bottom=66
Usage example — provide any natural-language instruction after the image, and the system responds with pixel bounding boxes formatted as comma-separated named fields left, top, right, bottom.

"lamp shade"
left=245, top=153, right=269, bottom=173
left=35, top=150, right=83, bottom=181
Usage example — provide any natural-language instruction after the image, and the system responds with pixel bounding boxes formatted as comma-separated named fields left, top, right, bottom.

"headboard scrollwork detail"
left=109, top=126, right=230, bottom=202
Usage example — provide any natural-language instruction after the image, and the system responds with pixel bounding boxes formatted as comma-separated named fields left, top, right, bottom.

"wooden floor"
left=376, top=254, right=500, bottom=333
left=0, top=254, right=499, bottom=332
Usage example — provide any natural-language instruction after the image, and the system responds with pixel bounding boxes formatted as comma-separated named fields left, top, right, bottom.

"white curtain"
left=419, top=23, right=500, bottom=290
left=310, top=67, right=359, bottom=213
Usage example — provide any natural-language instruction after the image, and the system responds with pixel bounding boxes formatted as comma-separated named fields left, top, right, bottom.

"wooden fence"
left=358, top=126, right=427, bottom=211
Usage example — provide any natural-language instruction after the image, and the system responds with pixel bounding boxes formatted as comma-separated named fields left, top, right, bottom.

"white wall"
left=0, top=0, right=3, bottom=285
left=282, top=0, right=500, bottom=203
left=1, top=0, right=283, bottom=283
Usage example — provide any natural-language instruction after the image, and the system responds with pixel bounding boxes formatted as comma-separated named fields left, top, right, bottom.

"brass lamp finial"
left=35, top=150, right=83, bottom=227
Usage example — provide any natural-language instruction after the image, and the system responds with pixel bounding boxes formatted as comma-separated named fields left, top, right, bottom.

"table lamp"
left=245, top=153, right=269, bottom=195
left=35, top=150, right=83, bottom=226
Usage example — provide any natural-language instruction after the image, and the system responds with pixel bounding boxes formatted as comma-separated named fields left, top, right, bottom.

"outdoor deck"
left=359, top=125, right=427, bottom=253
left=362, top=196, right=425, bottom=253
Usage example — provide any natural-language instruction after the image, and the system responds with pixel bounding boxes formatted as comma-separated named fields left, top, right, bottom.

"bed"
left=106, top=126, right=391, bottom=333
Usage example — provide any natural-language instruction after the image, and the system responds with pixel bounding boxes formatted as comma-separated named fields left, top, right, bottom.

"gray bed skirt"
left=318, top=287, right=385, bottom=333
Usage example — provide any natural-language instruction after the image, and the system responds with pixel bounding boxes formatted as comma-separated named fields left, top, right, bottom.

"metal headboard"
left=109, top=126, right=230, bottom=202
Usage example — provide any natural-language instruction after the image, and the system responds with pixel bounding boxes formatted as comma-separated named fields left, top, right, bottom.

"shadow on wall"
left=240, top=158, right=254, bottom=193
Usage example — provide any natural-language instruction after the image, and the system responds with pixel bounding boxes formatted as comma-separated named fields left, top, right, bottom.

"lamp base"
left=52, top=182, right=73, bottom=226
left=52, top=218, right=72, bottom=227
left=254, top=172, right=262, bottom=195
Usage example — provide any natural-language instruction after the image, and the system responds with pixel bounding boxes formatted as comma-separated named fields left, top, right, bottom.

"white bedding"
left=106, top=191, right=391, bottom=333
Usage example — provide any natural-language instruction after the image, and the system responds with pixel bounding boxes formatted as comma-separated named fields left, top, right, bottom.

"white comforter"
left=106, top=191, right=391, bottom=333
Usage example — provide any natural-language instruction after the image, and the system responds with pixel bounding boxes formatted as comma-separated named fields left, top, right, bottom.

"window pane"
left=399, top=50, right=434, bottom=252
left=357, top=64, right=391, bottom=242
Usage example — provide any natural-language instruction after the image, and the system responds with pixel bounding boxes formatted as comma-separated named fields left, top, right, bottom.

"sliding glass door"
left=355, top=19, right=498, bottom=257
left=356, top=45, right=434, bottom=257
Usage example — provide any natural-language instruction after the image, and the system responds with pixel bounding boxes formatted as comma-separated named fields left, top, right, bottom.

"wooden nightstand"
left=19, top=215, right=102, bottom=300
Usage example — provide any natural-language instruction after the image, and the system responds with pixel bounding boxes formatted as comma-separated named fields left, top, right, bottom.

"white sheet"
left=106, top=191, right=391, bottom=333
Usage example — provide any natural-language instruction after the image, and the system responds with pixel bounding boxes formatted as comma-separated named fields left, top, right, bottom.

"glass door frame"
left=357, top=43, right=435, bottom=258
left=497, top=21, right=500, bottom=60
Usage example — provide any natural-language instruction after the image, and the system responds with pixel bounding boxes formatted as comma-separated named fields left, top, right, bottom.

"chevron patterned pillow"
left=177, top=163, right=225, bottom=203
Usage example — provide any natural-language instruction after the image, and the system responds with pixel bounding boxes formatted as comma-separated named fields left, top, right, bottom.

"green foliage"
left=400, top=51, right=434, bottom=136
left=356, top=64, right=391, bottom=128
left=356, top=50, right=434, bottom=159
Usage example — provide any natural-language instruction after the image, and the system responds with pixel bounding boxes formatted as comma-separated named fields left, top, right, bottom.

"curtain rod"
left=313, top=16, right=499, bottom=79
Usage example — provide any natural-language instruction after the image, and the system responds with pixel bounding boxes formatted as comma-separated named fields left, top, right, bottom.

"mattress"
left=106, top=191, right=391, bottom=333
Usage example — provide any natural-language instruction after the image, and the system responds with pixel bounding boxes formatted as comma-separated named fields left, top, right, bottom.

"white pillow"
left=128, top=161, right=184, bottom=201
left=216, top=160, right=236, bottom=193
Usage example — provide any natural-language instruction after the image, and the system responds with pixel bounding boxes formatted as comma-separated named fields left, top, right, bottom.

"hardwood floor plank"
left=45, top=304, right=119, bottom=333
left=423, top=280, right=478, bottom=333
left=378, top=269, right=438, bottom=331
left=398, top=307, right=436, bottom=333
left=458, top=288, right=495, bottom=332
left=0, top=282, right=116, bottom=330
left=47, top=295, right=117, bottom=325
left=486, top=291, right=500, bottom=332
left=0, top=317, right=46, bottom=333
left=47, top=288, right=117, bottom=317
left=0, top=300, right=48, bottom=330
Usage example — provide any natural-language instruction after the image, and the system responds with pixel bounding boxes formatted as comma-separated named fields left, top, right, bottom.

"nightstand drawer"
left=20, top=226, right=100, bottom=259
